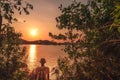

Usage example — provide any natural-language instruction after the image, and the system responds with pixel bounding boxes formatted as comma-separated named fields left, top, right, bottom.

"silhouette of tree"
left=0, top=0, right=33, bottom=80
left=50, top=0, right=120, bottom=80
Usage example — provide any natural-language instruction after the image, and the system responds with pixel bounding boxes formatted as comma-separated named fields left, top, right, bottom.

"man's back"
left=35, top=66, right=49, bottom=80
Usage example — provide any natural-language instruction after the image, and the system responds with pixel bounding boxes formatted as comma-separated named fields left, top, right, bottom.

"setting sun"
left=30, top=29, right=37, bottom=36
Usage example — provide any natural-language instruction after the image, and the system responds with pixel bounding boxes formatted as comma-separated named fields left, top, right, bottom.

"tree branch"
left=100, top=39, right=120, bottom=46
left=0, top=14, right=2, bottom=31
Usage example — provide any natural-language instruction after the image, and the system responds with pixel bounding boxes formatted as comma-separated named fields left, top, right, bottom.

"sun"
left=30, top=29, right=37, bottom=36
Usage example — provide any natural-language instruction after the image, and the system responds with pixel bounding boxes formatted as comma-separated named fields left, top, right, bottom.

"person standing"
left=34, top=58, right=50, bottom=80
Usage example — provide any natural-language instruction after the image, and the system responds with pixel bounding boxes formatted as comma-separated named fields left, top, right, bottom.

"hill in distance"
left=20, top=39, right=69, bottom=45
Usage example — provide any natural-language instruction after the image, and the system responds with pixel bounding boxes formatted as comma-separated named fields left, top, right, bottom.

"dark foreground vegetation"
left=50, top=0, right=120, bottom=80
left=0, top=0, right=33, bottom=80
left=0, top=0, right=120, bottom=80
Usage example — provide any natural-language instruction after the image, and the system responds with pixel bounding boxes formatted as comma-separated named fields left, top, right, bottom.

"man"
left=34, top=58, right=49, bottom=80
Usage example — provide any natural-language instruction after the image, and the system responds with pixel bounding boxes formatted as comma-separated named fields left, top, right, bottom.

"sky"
left=13, top=0, right=87, bottom=41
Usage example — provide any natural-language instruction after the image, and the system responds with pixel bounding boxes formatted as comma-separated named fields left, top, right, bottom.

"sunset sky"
left=13, top=0, right=87, bottom=41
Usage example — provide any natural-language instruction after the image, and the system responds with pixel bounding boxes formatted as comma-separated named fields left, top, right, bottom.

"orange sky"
left=12, top=0, right=87, bottom=41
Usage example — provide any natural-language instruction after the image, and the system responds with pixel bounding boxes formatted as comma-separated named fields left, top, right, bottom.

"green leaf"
left=118, top=27, right=120, bottom=33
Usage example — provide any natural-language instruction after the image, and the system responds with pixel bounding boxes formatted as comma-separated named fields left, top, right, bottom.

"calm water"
left=25, top=45, right=65, bottom=75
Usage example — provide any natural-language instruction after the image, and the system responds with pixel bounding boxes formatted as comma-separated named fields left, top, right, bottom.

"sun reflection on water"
left=28, top=45, right=37, bottom=71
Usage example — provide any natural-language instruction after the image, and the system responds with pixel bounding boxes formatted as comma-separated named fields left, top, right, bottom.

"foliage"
left=50, top=0, right=120, bottom=80
left=0, top=0, right=33, bottom=80
left=0, top=0, right=33, bottom=24
left=0, top=24, right=28, bottom=80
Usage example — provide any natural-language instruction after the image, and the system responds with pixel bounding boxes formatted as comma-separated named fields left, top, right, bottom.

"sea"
left=25, top=45, right=66, bottom=79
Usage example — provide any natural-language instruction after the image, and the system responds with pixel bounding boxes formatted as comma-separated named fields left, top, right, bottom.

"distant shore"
left=20, top=39, right=69, bottom=45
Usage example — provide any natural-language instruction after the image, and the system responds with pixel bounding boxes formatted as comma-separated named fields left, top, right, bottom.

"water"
left=25, top=45, right=66, bottom=79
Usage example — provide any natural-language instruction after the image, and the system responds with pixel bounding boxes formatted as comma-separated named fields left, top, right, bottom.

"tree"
left=0, top=0, right=33, bottom=29
left=0, top=0, right=33, bottom=80
left=50, top=0, right=120, bottom=80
